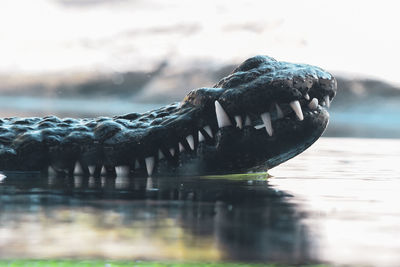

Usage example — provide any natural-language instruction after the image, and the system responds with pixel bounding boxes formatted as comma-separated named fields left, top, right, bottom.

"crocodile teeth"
left=290, top=100, right=304, bottom=121
left=260, top=112, right=273, bottom=136
left=324, top=95, right=330, bottom=108
left=244, top=115, right=252, bottom=126
left=101, top=166, right=107, bottom=175
left=308, top=98, right=318, bottom=110
left=215, top=100, right=232, bottom=128
left=186, top=135, right=195, bottom=150
left=116, top=166, right=130, bottom=176
left=198, top=131, right=205, bottom=142
left=234, top=115, right=243, bottom=129
left=158, top=149, right=164, bottom=159
left=179, top=142, right=185, bottom=152
left=88, top=165, right=96, bottom=175
left=203, top=125, right=213, bottom=138
left=145, top=156, right=155, bottom=176
left=48, top=166, right=56, bottom=175
left=74, top=162, right=83, bottom=174
left=275, top=104, right=284, bottom=119
left=305, top=93, right=310, bottom=100
left=169, top=148, right=175, bottom=156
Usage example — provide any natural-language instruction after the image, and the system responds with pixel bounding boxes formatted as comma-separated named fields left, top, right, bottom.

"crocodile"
left=0, top=55, right=337, bottom=177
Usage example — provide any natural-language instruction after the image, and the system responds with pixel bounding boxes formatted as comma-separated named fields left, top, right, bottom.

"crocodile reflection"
left=0, top=173, right=316, bottom=263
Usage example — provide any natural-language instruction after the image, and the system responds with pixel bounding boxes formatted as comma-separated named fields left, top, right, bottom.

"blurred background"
left=1, top=0, right=400, bottom=137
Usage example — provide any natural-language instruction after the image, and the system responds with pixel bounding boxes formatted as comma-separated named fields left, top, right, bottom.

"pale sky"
left=0, top=0, right=399, bottom=84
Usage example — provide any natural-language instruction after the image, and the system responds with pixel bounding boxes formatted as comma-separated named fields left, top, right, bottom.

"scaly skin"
left=0, top=56, right=337, bottom=177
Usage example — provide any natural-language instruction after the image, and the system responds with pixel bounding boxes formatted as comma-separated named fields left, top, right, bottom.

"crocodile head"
left=0, top=55, right=336, bottom=177
left=140, top=55, right=337, bottom=175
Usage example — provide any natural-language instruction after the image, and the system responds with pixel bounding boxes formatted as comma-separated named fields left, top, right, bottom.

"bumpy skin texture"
left=0, top=56, right=337, bottom=177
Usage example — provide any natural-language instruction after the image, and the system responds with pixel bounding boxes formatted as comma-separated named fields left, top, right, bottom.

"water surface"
left=0, top=138, right=399, bottom=266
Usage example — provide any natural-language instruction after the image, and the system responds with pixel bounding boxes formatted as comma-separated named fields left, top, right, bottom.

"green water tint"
left=202, top=172, right=270, bottom=180
left=0, top=260, right=329, bottom=267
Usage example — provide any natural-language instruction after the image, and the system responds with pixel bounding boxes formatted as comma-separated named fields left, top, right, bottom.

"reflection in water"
left=3, top=138, right=397, bottom=265
left=0, top=172, right=314, bottom=264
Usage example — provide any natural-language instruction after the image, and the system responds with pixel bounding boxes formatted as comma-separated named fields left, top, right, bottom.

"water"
left=271, top=138, right=400, bottom=266
left=0, top=138, right=399, bottom=266
left=0, top=96, right=161, bottom=117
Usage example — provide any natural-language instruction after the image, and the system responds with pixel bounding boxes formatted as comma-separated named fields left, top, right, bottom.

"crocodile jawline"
left=0, top=55, right=337, bottom=177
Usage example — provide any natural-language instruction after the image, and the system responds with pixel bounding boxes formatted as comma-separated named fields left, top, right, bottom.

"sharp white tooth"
left=179, top=142, right=185, bottom=152
left=198, top=131, right=205, bottom=142
left=234, top=115, right=243, bottom=129
left=203, top=125, right=213, bottom=138
left=116, top=166, right=129, bottom=176
left=115, top=166, right=122, bottom=176
left=254, top=124, right=264, bottom=129
left=169, top=148, right=175, bottom=156
left=145, top=156, right=155, bottom=176
left=74, top=162, right=83, bottom=174
left=101, top=166, right=107, bottom=175
left=290, top=100, right=304, bottom=121
left=308, top=98, right=318, bottom=110
left=48, top=165, right=57, bottom=176
left=186, top=135, right=195, bottom=150
left=324, top=95, right=330, bottom=108
left=158, top=149, right=164, bottom=159
left=260, top=112, right=273, bottom=136
left=88, top=165, right=95, bottom=175
left=215, top=100, right=232, bottom=128
left=305, top=93, right=310, bottom=100
left=275, top=104, right=284, bottom=119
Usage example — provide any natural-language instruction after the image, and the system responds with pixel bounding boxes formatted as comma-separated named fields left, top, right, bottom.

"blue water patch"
left=331, top=110, right=400, bottom=128
left=0, top=96, right=162, bottom=117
